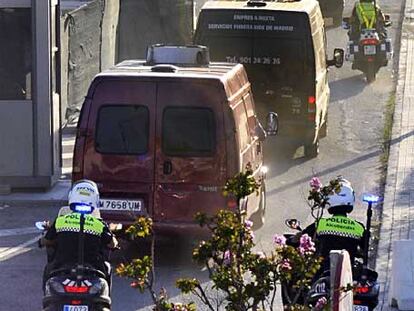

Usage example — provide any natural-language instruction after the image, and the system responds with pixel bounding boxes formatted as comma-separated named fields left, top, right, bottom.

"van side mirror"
left=342, top=17, right=350, bottom=30
left=266, top=112, right=279, bottom=136
left=327, top=48, right=344, bottom=68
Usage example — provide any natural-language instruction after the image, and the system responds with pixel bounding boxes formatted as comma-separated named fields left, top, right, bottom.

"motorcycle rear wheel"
left=365, top=66, right=376, bottom=83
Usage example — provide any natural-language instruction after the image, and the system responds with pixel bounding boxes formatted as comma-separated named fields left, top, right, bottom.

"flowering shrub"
left=178, top=167, right=323, bottom=310
left=307, top=177, right=342, bottom=210
left=117, top=167, right=325, bottom=310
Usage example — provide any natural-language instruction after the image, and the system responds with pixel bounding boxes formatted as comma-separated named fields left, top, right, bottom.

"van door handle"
left=163, top=160, right=172, bottom=175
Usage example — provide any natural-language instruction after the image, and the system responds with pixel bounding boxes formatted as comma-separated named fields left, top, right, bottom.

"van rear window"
left=95, top=105, right=149, bottom=155
left=162, top=107, right=215, bottom=157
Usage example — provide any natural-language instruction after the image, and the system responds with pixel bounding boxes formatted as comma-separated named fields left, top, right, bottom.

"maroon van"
left=72, top=46, right=277, bottom=234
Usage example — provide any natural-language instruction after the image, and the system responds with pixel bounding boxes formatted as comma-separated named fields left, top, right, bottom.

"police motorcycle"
left=342, top=15, right=392, bottom=83
left=284, top=194, right=381, bottom=311
left=281, top=220, right=331, bottom=309
left=36, top=205, right=120, bottom=311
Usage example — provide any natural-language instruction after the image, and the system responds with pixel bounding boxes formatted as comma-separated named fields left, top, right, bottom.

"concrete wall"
left=62, top=0, right=105, bottom=122
left=0, top=102, right=33, bottom=176
left=101, top=0, right=119, bottom=70
left=61, top=0, right=195, bottom=123
left=61, top=0, right=119, bottom=123
left=117, top=0, right=194, bottom=61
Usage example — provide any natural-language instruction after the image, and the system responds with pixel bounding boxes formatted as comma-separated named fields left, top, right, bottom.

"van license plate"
left=63, top=305, right=88, bottom=311
left=364, top=45, right=376, bottom=55
left=99, top=199, right=143, bottom=211
left=353, top=305, right=369, bottom=311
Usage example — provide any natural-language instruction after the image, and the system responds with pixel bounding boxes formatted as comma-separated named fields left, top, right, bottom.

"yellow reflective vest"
left=356, top=2, right=377, bottom=29
left=316, top=215, right=364, bottom=240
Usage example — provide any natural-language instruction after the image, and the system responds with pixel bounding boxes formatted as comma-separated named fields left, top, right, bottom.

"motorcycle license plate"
left=364, top=45, right=376, bottom=55
left=63, top=306, right=88, bottom=311
left=353, top=305, right=369, bottom=311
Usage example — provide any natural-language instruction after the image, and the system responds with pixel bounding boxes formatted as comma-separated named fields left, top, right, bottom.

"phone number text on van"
left=225, top=56, right=281, bottom=65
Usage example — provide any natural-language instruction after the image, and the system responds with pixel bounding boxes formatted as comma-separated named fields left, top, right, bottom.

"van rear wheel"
left=305, top=140, right=319, bottom=158
left=251, top=184, right=266, bottom=230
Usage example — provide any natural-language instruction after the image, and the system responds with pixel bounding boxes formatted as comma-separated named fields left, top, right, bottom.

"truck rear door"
left=154, top=80, right=227, bottom=224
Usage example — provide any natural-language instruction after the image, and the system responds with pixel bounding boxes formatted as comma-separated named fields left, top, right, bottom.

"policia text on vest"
left=55, top=213, right=105, bottom=236
left=317, top=216, right=364, bottom=239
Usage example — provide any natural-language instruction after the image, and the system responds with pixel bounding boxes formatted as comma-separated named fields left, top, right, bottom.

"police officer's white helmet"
left=68, top=179, right=100, bottom=210
left=326, top=178, right=355, bottom=211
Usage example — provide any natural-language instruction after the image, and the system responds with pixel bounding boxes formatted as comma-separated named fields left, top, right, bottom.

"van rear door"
left=195, top=9, right=316, bottom=122
left=154, top=80, right=226, bottom=224
left=83, top=79, right=156, bottom=221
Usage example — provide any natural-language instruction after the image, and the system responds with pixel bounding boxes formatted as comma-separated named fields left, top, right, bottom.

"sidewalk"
left=0, top=180, right=70, bottom=207
left=376, top=0, right=414, bottom=309
left=0, top=123, right=76, bottom=207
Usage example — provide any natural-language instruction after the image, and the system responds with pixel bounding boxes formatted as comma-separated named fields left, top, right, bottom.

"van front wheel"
left=305, top=140, right=319, bottom=158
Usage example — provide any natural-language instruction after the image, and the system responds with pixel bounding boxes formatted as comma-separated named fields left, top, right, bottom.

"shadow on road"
left=266, top=129, right=414, bottom=196
left=329, top=74, right=367, bottom=102
left=263, top=137, right=313, bottom=179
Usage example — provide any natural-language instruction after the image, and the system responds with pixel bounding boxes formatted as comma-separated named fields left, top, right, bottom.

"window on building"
left=0, top=8, right=32, bottom=100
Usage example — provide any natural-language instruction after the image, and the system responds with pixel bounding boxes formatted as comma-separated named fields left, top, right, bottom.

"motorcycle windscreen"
left=154, top=80, right=227, bottom=223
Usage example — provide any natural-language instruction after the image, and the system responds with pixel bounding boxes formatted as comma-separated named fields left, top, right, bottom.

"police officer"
left=41, top=179, right=117, bottom=288
left=302, top=178, right=367, bottom=272
left=349, top=0, right=386, bottom=40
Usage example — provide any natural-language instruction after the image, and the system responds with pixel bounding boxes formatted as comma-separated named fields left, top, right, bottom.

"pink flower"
left=273, top=234, right=287, bottom=247
left=310, top=177, right=323, bottom=190
left=315, top=296, right=328, bottom=310
left=223, top=250, right=232, bottom=265
left=281, top=259, right=292, bottom=270
left=245, top=220, right=253, bottom=228
left=299, top=234, right=316, bottom=255
left=249, top=230, right=255, bottom=240
left=256, top=251, right=266, bottom=259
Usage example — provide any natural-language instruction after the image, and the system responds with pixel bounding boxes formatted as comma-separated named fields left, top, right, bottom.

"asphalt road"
left=0, top=0, right=404, bottom=310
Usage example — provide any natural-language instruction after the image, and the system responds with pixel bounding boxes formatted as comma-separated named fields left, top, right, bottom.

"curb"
left=0, top=200, right=68, bottom=208
left=376, top=0, right=413, bottom=309
left=0, top=180, right=70, bottom=208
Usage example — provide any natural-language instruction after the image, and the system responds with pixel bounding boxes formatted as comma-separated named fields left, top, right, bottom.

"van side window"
left=162, top=107, right=216, bottom=157
left=95, top=105, right=149, bottom=155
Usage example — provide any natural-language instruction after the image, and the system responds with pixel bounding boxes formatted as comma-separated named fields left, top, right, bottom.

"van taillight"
left=308, top=96, right=316, bottom=121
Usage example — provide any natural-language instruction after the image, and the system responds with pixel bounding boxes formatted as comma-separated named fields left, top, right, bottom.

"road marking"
left=62, top=137, right=75, bottom=146
left=0, top=235, right=41, bottom=262
left=62, top=152, right=73, bottom=160
left=0, top=227, right=39, bottom=237
left=62, top=167, right=72, bottom=174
